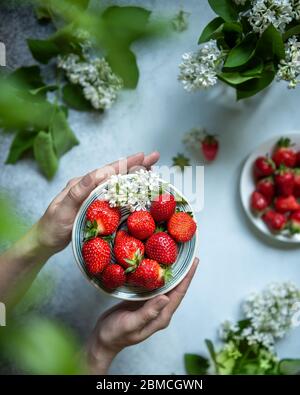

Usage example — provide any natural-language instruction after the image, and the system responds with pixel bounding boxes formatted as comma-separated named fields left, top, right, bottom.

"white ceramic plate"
left=240, top=132, right=300, bottom=244
left=72, top=175, right=199, bottom=301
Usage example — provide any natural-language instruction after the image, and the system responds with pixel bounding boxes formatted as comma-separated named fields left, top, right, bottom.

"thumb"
left=129, top=296, right=169, bottom=331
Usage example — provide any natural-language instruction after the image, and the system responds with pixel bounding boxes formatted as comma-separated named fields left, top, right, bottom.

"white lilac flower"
left=104, top=170, right=160, bottom=211
left=57, top=54, right=123, bottom=110
left=183, top=127, right=205, bottom=149
left=242, top=282, right=300, bottom=350
left=178, top=40, right=223, bottom=92
left=219, top=320, right=240, bottom=341
left=292, top=0, right=300, bottom=19
left=277, top=36, right=300, bottom=88
left=248, top=0, right=294, bottom=34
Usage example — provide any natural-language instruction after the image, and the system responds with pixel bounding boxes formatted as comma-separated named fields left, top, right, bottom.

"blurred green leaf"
left=256, top=24, right=285, bottom=61
left=27, top=38, right=60, bottom=64
left=5, top=130, right=37, bottom=164
left=224, top=34, right=256, bottom=68
left=185, top=353, right=210, bottom=375
left=208, top=0, right=238, bottom=22
left=49, top=106, right=79, bottom=157
left=1, top=318, right=83, bottom=374
left=106, top=48, right=139, bottom=89
left=236, top=69, right=275, bottom=99
left=33, top=131, right=59, bottom=179
left=278, top=359, right=300, bottom=375
left=198, top=17, right=224, bottom=44
left=0, top=194, right=23, bottom=243
left=8, top=65, right=44, bottom=90
left=205, top=339, right=219, bottom=374
left=62, top=83, right=93, bottom=111
left=283, top=24, right=300, bottom=41
left=219, top=71, right=258, bottom=85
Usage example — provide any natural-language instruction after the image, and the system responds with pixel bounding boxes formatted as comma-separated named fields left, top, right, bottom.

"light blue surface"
left=0, top=0, right=300, bottom=374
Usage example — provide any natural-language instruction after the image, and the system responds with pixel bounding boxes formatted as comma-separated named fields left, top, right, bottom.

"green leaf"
left=240, top=58, right=264, bottom=76
left=283, top=24, right=300, bottom=41
left=35, top=5, right=53, bottom=23
left=218, top=71, right=258, bottom=85
left=236, top=69, right=275, bottom=99
left=101, top=6, right=151, bottom=46
left=208, top=0, right=238, bottom=22
left=184, top=354, right=209, bottom=375
left=33, top=131, right=59, bottom=179
left=5, top=130, right=37, bottom=164
left=9, top=66, right=44, bottom=90
left=224, top=34, right=256, bottom=68
left=278, top=359, right=300, bottom=375
left=62, top=83, right=93, bottom=111
left=49, top=107, right=79, bottom=158
left=29, top=84, right=58, bottom=97
left=198, top=17, right=224, bottom=44
left=106, top=49, right=138, bottom=89
left=256, top=24, right=285, bottom=60
left=205, top=339, right=219, bottom=374
left=27, top=39, right=60, bottom=64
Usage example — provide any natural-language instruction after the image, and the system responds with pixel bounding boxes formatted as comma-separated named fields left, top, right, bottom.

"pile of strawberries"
left=250, top=137, right=300, bottom=235
left=81, top=193, right=197, bottom=291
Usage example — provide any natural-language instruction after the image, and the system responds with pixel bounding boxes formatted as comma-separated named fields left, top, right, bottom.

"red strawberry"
left=82, top=238, right=111, bottom=276
left=201, top=134, right=219, bottom=161
left=274, top=195, right=300, bottom=213
left=250, top=191, right=268, bottom=213
left=293, top=169, right=300, bottom=198
left=101, top=264, right=126, bottom=289
left=127, top=259, right=172, bottom=290
left=127, top=211, right=155, bottom=240
left=256, top=177, right=275, bottom=203
left=145, top=232, right=177, bottom=265
left=85, top=200, right=121, bottom=238
left=114, top=230, right=145, bottom=269
left=275, top=166, right=295, bottom=197
left=296, top=151, right=300, bottom=167
left=272, top=137, right=296, bottom=168
left=289, top=210, right=300, bottom=234
left=167, top=212, right=197, bottom=242
left=254, top=156, right=275, bottom=178
left=114, top=229, right=127, bottom=244
left=262, top=210, right=287, bottom=232
left=150, top=193, right=176, bottom=222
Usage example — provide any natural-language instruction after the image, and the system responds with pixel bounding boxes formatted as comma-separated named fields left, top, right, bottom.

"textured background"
left=1, top=0, right=300, bottom=374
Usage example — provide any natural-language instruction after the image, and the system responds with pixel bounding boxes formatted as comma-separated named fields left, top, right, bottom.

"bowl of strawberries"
left=240, top=133, right=300, bottom=244
left=72, top=170, right=198, bottom=300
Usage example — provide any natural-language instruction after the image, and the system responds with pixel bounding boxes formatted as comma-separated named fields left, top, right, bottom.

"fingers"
left=166, top=258, right=199, bottom=315
left=126, top=295, right=169, bottom=332
left=143, top=151, right=160, bottom=169
left=140, top=259, right=199, bottom=339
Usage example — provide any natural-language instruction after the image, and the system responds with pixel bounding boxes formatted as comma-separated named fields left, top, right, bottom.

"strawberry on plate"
left=293, top=169, right=300, bottom=197
left=167, top=212, right=197, bottom=242
left=145, top=232, right=177, bottom=265
left=254, top=156, right=275, bottom=178
left=275, top=166, right=295, bottom=197
left=256, top=177, right=275, bottom=204
left=150, top=193, right=176, bottom=222
left=85, top=200, right=121, bottom=238
left=250, top=191, right=268, bottom=213
left=201, top=134, right=219, bottom=161
left=272, top=137, right=296, bottom=168
left=288, top=210, right=300, bottom=234
left=82, top=237, right=111, bottom=276
left=274, top=195, right=300, bottom=213
left=127, top=211, right=155, bottom=240
left=127, top=258, right=172, bottom=291
left=101, top=264, right=126, bottom=289
left=114, top=230, right=145, bottom=269
left=262, top=210, right=287, bottom=232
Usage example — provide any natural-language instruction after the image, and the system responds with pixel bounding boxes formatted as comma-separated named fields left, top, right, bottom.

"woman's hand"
left=86, top=259, right=199, bottom=374
left=36, top=152, right=160, bottom=256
